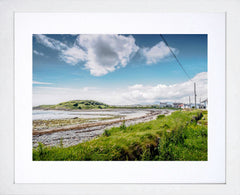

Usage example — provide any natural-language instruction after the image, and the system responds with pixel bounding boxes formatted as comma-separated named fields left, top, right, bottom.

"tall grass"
left=33, top=110, right=207, bottom=161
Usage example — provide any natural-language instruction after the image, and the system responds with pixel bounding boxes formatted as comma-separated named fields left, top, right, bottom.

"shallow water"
left=32, top=109, right=149, bottom=121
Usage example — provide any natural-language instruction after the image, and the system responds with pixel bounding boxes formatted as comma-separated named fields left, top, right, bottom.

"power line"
left=160, top=34, right=192, bottom=82
left=160, top=34, right=197, bottom=108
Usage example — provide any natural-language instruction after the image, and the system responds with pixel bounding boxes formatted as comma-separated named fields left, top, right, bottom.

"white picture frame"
left=14, top=13, right=225, bottom=184
left=2, top=0, right=240, bottom=193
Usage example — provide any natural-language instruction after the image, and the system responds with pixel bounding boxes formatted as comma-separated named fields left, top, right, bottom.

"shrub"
left=157, top=115, right=165, bottom=120
left=120, top=121, right=127, bottom=130
left=103, top=129, right=111, bottom=137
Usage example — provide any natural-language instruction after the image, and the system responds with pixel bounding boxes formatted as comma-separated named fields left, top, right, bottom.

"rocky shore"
left=33, top=109, right=174, bottom=148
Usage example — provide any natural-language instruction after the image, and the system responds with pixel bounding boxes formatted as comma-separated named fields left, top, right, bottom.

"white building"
left=159, top=102, right=167, bottom=108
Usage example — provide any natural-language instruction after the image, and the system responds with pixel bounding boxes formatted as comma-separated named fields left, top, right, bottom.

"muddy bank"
left=32, top=109, right=174, bottom=148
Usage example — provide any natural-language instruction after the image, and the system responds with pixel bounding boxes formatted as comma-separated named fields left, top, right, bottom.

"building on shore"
left=173, top=103, right=183, bottom=108
left=159, top=102, right=167, bottom=108
left=160, top=99, right=208, bottom=110
left=201, top=99, right=208, bottom=109
left=159, top=102, right=174, bottom=108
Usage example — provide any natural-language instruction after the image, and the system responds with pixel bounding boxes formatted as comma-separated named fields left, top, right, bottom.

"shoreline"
left=33, top=107, right=174, bottom=112
left=32, top=109, right=174, bottom=148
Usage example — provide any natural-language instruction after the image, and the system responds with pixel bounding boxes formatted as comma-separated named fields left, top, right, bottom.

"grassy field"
left=33, top=100, right=110, bottom=110
left=33, top=110, right=208, bottom=161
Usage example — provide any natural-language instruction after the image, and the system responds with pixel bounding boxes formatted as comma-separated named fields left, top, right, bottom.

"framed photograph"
left=15, top=13, right=225, bottom=183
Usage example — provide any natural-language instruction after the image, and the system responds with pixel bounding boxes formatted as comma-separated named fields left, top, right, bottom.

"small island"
left=33, top=100, right=110, bottom=110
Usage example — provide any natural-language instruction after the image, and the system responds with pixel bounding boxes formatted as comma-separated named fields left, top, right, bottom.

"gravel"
left=32, top=109, right=174, bottom=148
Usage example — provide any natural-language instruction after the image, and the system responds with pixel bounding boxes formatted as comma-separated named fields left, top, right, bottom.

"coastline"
left=33, top=109, right=174, bottom=148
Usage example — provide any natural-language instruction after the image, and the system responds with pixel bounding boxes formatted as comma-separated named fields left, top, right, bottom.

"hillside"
left=33, top=100, right=109, bottom=110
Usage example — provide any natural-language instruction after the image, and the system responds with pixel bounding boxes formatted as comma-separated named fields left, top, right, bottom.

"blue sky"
left=32, top=34, right=207, bottom=106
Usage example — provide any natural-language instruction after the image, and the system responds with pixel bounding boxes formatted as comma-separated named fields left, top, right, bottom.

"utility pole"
left=194, top=82, right=197, bottom=109
left=189, top=96, right=191, bottom=105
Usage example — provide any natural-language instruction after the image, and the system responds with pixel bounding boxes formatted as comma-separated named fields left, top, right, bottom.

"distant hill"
left=33, top=100, right=110, bottom=110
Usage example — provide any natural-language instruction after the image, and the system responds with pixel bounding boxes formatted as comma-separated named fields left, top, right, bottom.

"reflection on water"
left=32, top=109, right=148, bottom=120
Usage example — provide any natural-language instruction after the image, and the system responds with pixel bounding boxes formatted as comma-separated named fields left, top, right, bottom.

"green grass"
left=33, top=110, right=207, bottom=161
left=33, top=100, right=110, bottom=110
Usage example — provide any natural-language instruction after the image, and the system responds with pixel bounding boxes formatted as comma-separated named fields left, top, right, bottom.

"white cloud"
left=34, top=34, right=68, bottom=51
left=34, top=34, right=139, bottom=76
left=33, top=72, right=207, bottom=106
left=34, top=34, right=179, bottom=76
left=142, top=41, right=176, bottom=64
left=60, top=46, right=87, bottom=65
left=33, top=50, right=44, bottom=56
left=128, top=84, right=143, bottom=90
left=122, top=72, right=207, bottom=104
left=75, top=35, right=139, bottom=76
left=34, top=34, right=86, bottom=65
left=33, top=81, right=53, bottom=85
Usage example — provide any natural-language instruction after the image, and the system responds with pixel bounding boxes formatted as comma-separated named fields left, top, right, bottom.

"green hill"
left=33, top=100, right=109, bottom=110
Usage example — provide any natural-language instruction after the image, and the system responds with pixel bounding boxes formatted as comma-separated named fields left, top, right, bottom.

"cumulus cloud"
left=34, top=34, right=178, bottom=76
left=33, top=72, right=207, bottom=106
left=34, top=34, right=87, bottom=65
left=142, top=41, right=176, bottom=64
left=34, top=34, right=139, bottom=76
left=122, top=72, right=207, bottom=104
left=60, top=46, right=87, bottom=65
left=75, top=34, right=139, bottom=76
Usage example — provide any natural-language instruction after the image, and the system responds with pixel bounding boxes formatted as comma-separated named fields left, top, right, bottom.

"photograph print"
left=32, top=34, right=208, bottom=161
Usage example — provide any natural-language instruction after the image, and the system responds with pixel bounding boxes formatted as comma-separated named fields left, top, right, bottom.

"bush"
left=157, top=115, right=165, bottom=120
left=103, top=129, right=111, bottom=137
left=120, top=121, right=127, bottom=130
